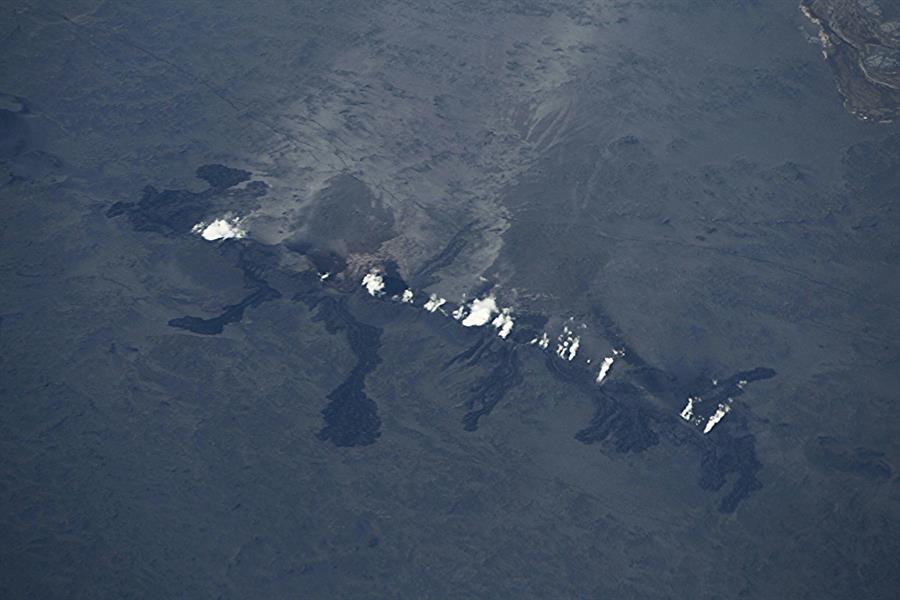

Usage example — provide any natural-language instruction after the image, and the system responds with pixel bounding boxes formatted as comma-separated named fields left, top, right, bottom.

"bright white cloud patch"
left=461, top=296, right=498, bottom=327
left=191, top=217, right=246, bottom=241
left=400, top=289, right=414, bottom=303
left=703, top=402, right=732, bottom=433
left=491, top=308, right=514, bottom=339
left=595, top=356, right=615, bottom=384
left=556, top=326, right=580, bottom=361
left=452, top=305, right=466, bottom=321
left=361, top=270, right=385, bottom=297
left=596, top=348, right=625, bottom=383
left=680, top=397, right=697, bottom=421
left=423, top=294, right=446, bottom=313
left=530, top=332, right=550, bottom=349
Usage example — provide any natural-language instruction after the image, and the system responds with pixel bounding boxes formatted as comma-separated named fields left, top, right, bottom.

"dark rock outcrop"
left=106, top=163, right=258, bottom=235
left=446, top=337, right=523, bottom=431
left=306, top=296, right=383, bottom=447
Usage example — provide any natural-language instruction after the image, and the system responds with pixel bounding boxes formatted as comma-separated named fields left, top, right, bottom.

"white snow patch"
left=400, top=289, right=414, bottom=303
left=703, top=402, right=732, bottom=434
left=461, top=296, right=498, bottom=327
left=192, top=216, right=246, bottom=241
left=423, top=294, right=446, bottom=313
left=491, top=308, right=514, bottom=339
left=361, top=270, right=385, bottom=297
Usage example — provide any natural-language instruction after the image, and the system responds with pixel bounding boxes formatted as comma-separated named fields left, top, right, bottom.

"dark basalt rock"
left=168, top=241, right=283, bottom=334
left=446, top=337, right=523, bottom=431
left=377, top=260, right=409, bottom=298
left=444, top=335, right=493, bottom=370
left=243, top=180, right=270, bottom=197
left=686, top=367, right=777, bottom=424
left=112, top=166, right=383, bottom=447
left=195, top=163, right=252, bottom=189
left=541, top=346, right=662, bottom=454
left=318, top=377, right=382, bottom=447
left=802, top=0, right=900, bottom=121
left=111, top=164, right=780, bottom=508
left=168, top=286, right=281, bottom=335
left=106, top=163, right=260, bottom=235
left=108, top=168, right=284, bottom=334
left=308, top=296, right=383, bottom=447
left=109, top=185, right=214, bottom=236
left=668, top=367, right=774, bottom=513
left=575, top=387, right=661, bottom=454
left=507, top=312, right=549, bottom=345
left=697, top=422, right=764, bottom=513
left=537, top=308, right=773, bottom=512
